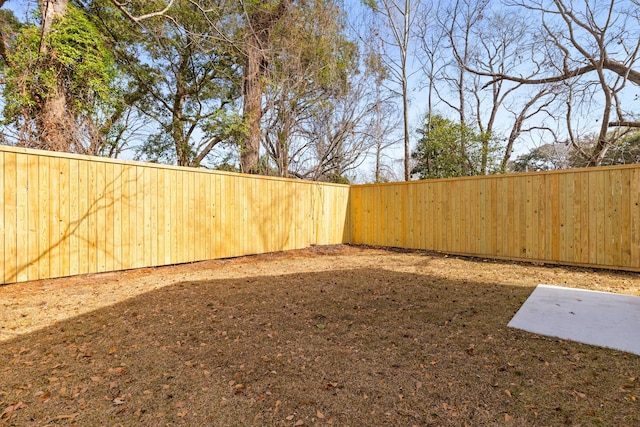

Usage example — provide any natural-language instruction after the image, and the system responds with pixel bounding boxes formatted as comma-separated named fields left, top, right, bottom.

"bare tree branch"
left=108, top=0, right=175, bottom=23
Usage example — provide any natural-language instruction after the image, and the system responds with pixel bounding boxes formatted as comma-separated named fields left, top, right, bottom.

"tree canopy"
left=0, top=0, right=638, bottom=180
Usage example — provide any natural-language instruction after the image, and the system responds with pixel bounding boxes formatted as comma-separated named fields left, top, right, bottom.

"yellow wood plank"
left=149, top=167, right=158, bottom=265
left=494, top=178, right=503, bottom=256
left=489, top=178, right=498, bottom=256
left=121, top=165, right=133, bottom=270
left=95, top=161, right=106, bottom=272
left=611, top=169, right=622, bottom=267
left=572, top=173, right=582, bottom=264
left=502, top=178, right=511, bottom=257
left=531, top=175, right=543, bottom=260
left=112, top=163, right=123, bottom=270
left=206, top=173, right=214, bottom=258
left=603, top=171, right=614, bottom=266
left=197, top=172, right=206, bottom=259
left=479, top=179, right=487, bottom=255
left=68, top=159, right=80, bottom=276
left=558, top=173, right=567, bottom=262
left=351, top=187, right=361, bottom=244
left=135, top=166, right=145, bottom=268
left=27, top=155, right=40, bottom=280
left=87, top=160, right=98, bottom=273
left=565, top=173, right=575, bottom=263
left=0, top=152, right=4, bottom=283
left=142, top=167, right=153, bottom=266
left=49, top=157, right=61, bottom=278
left=218, top=175, right=228, bottom=257
left=242, top=177, right=250, bottom=253
left=547, top=175, right=560, bottom=260
left=597, top=171, right=607, bottom=266
left=165, top=169, right=173, bottom=265
left=505, top=177, right=515, bottom=258
left=213, top=174, right=222, bottom=258
left=519, top=176, right=528, bottom=258
left=631, top=168, right=640, bottom=268
left=531, top=175, right=542, bottom=260
left=170, top=169, right=179, bottom=264
left=177, top=169, right=186, bottom=263
left=298, top=182, right=305, bottom=246
left=231, top=175, right=240, bottom=255
left=436, top=182, right=444, bottom=251
left=4, top=153, right=17, bottom=282
left=104, top=162, right=115, bottom=272
left=477, top=180, right=485, bottom=254
left=15, top=154, right=29, bottom=282
left=621, top=169, right=631, bottom=267
left=525, top=175, right=534, bottom=259
left=588, top=171, right=598, bottom=265
left=579, top=172, right=590, bottom=264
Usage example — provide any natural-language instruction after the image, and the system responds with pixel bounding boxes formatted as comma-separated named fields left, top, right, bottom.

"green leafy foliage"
left=3, top=5, right=118, bottom=121
left=91, top=0, right=243, bottom=166
left=411, top=114, right=501, bottom=179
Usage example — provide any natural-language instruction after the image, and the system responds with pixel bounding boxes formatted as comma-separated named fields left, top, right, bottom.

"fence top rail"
left=0, top=144, right=350, bottom=188
left=352, top=163, right=640, bottom=188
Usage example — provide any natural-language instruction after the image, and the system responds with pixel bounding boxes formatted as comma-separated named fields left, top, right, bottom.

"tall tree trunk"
left=239, top=0, right=291, bottom=174
left=240, top=40, right=263, bottom=173
left=37, top=0, right=70, bottom=152
left=402, top=75, right=410, bottom=181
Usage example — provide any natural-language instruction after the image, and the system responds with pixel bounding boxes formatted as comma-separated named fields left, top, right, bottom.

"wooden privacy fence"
left=0, top=145, right=351, bottom=284
left=3, top=145, right=640, bottom=284
left=350, top=166, right=640, bottom=271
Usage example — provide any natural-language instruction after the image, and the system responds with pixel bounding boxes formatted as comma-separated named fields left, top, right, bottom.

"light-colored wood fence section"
left=1, top=146, right=350, bottom=284
left=4, top=145, right=640, bottom=284
left=350, top=166, right=640, bottom=271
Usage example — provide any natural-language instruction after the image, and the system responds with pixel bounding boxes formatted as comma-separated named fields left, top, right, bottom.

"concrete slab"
left=508, top=284, right=640, bottom=356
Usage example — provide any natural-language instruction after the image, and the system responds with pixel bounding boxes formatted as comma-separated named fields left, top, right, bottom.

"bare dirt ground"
left=0, top=245, right=638, bottom=426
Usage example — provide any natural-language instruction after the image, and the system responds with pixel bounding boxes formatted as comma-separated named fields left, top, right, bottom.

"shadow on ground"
left=1, top=268, right=638, bottom=426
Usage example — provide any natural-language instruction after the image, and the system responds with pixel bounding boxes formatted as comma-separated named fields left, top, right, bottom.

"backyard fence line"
left=349, top=166, right=640, bottom=271
left=0, top=145, right=351, bottom=284
left=2, top=145, right=640, bottom=285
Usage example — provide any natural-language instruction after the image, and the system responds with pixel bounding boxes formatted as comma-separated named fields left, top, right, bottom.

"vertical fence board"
left=4, top=145, right=640, bottom=284
left=68, top=159, right=79, bottom=276
left=4, top=153, right=17, bottom=283
left=27, top=155, right=39, bottom=280
left=50, top=157, right=62, bottom=278
left=0, top=152, right=4, bottom=283
left=631, top=169, right=640, bottom=268
left=621, top=169, right=631, bottom=267
left=16, top=155, right=29, bottom=282
left=558, top=173, right=567, bottom=262
left=104, top=162, right=115, bottom=272
left=611, top=170, right=622, bottom=267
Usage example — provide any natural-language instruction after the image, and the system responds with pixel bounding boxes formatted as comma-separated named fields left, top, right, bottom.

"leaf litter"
left=0, top=245, right=638, bottom=425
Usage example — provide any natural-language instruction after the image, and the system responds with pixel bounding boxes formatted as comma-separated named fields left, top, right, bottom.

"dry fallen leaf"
left=0, top=402, right=26, bottom=420
left=294, top=420, right=304, bottom=426
left=54, top=413, right=78, bottom=421
left=37, top=391, right=51, bottom=402
left=505, top=414, right=513, bottom=422
left=108, top=367, right=127, bottom=376
left=285, top=415, right=295, bottom=420
left=177, top=410, right=188, bottom=417
left=108, top=347, right=117, bottom=355
left=316, top=410, right=324, bottom=419
left=504, top=389, right=512, bottom=398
